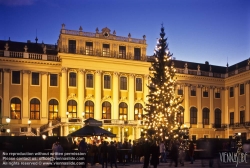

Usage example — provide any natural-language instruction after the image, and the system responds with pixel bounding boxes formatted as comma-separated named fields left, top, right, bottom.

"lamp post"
left=6, top=117, right=11, bottom=136
left=82, top=112, right=85, bottom=119
left=6, top=117, right=11, bottom=124
left=66, top=111, right=69, bottom=118
left=236, top=132, right=242, bottom=154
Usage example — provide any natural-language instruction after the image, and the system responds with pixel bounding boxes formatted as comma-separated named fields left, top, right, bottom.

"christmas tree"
left=143, top=25, right=183, bottom=141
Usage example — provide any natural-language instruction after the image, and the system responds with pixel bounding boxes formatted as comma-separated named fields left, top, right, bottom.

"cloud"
left=0, top=0, right=35, bottom=6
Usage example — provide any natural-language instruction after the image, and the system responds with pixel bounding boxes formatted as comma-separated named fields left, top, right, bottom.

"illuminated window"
left=203, top=87, right=208, bottom=97
left=10, top=98, right=21, bottom=119
left=134, top=103, right=143, bottom=120
left=134, top=48, right=141, bottom=60
left=119, top=102, right=128, bottom=120
left=177, top=85, right=183, bottom=95
left=202, top=108, right=209, bottom=125
left=215, top=88, right=220, bottom=98
left=102, top=44, right=110, bottom=56
left=85, top=101, right=94, bottom=119
left=190, top=107, right=197, bottom=124
left=104, top=75, right=111, bottom=89
left=102, top=101, right=111, bottom=119
left=230, top=112, right=234, bottom=125
left=120, top=77, right=127, bottom=90
left=86, top=42, right=93, bottom=55
left=119, top=46, right=126, bottom=59
left=49, top=99, right=58, bottom=120
left=136, top=78, right=142, bottom=91
left=67, top=100, right=77, bottom=118
left=177, top=106, right=184, bottom=125
left=229, top=87, right=234, bottom=97
left=69, top=72, right=76, bottom=87
left=30, top=98, right=40, bottom=119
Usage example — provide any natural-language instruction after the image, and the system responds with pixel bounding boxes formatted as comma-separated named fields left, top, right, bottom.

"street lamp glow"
left=66, top=111, right=69, bottom=118
left=7, top=129, right=10, bottom=133
left=238, top=132, right=241, bottom=136
left=28, top=120, right=31, bottom=126
left=42, top=135, right=47, bottom=140
left=6, top=117, right=11, bottom=123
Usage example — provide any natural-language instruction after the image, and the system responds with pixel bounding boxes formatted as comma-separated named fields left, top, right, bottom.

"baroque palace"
left=0, top=24, right=250, bottom=142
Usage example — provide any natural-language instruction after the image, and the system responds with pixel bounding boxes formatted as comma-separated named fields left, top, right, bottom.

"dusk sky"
left=0, top=0, right=249, bottom=67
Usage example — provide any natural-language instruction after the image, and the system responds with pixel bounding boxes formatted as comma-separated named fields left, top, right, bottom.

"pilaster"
left=245, top=81, right=250, bottom=122
left=184, top=84, right=190, bottom=127
left=78, top=69, right=85, bottom=118
left=94, top=70, right=102, bottom=119
left=3, top=69, right=10, bottom=120
left=22, top=70, right=30, bottom=124
left=113, top=72, right=119, bottom=119
left=209, top=86, right=214, bottom=128
left=234, top=84, right=239, bottom=123
left=143, top=75, right=149, bottom=104
left=60, top=67, right=67, bottom=122
left=129, top=73, right=135, bottom=120
left=197, top=85, right=202, bottom=128
left=41, top=72, right=48, bottom=123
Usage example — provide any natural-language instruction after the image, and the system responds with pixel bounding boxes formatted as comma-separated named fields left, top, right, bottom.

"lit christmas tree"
left=143, top=25, right=183, bottom=141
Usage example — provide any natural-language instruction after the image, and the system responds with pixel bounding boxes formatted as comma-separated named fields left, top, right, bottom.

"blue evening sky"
left=0, top=0, right=249, bottom=67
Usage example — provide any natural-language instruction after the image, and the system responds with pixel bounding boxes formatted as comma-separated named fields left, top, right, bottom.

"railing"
left=68, top=118, right=82, bottom=123
left=10, top=51, right=23, bottom=58
left=29, top=53, right=42, bottom=60
left=188, top=70, right=197, bottom=75
left=20, top=127, right=28, bottom=132
left=238, top=67, right=246, bottom=73
left=212, top=124, right=228, bottom=129
left=47, top=55, right=60, bottom=61
left=63, top=29, right=145, bottom=44
left=31, top=127, right=37, bottom=135
left=0, top=50, right=4, bottom=56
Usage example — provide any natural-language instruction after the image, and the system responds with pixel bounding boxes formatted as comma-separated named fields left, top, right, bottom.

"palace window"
left=229, top=87, right=234, bottom=97
left=67, top=100, right=77, bottom=118
left=190, top=107, right=197, bottom=124
left=136, top=78, right=142, bottom=91
left=240, top=110, right=245, bottom=124
left=203, top=87, right=209, bottom=97
left=134, top=48, right=141, bottom=60
left=68, top=40, right=76, bottom=53
left=50, top=74, right=58, bottom=86
left=10, top=98, right=21, bottom=119
left=86, top=74, right=93, bottom=88
left=102, top=101, right=111, bottom=119
left=202, top=108, right=209, bottom=125
left=119, top=102, right=128, bottom=120
left=177, top=85, right=183, bottom=95
left=32, top=72, right=39, bottom=85
left=120, top=76, right=127, bottom=90
left=85, top=101, right=94, bottom=119
left=30, top=98, right=40, bottom=120
left=86, top=42, right=93, bottom=55
left=69, top=72, right=76, bottom=87
left=240, top=84, right=244, bottom=95
left=214, top=108, right=221, bottom=128
left=230, top=112, right=234, bottom=125
left=12, top=71, right=20, bottom=84
left=48, top=99, right=58, bottom=120
left=104, top=75, right=111, bottom=89
left=215, top=88, right=220, bottom=98
left=190, top=86, right=196, bottom=96
left=102, top=44, right=110, bottom=56
left=177, top=106, right=184, bottom=125
left=134, top=103, right=143, bottom=120
left=119, top=46, right=126, bottom=59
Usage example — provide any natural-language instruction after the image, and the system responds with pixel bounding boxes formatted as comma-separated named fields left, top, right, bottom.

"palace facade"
left=0, top=24, right=249, bottom=141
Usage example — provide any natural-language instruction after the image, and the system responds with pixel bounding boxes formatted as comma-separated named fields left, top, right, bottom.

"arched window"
left=214, top=108, right=221, bottom=128
left=85, top=101, right=94, bottom=119
left=134, top=103, right=143, bottom=120
left=102, top=101, right=111, bottom=119
left=67, top=100, right=77, bottom=118
left=190, top=107, right=197, bottom=124
left=49, top=99, right=59, bottom=120
left=30, top=98, right=40, bottom=119
left=177, top=106, right=184, bottom=125
left=119, top=102, right=128, bottom=120
left=10, top=98, right=21, bottom=119
left=203, top=108, right=210, bottom=125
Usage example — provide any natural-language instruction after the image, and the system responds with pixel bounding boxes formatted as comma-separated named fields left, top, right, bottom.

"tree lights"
left=143, top=25, right=183, bottom=141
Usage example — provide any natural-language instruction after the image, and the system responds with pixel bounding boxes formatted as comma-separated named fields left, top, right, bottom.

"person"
left=109, top=141, right=118, bottom=168
left=78, top=138, right=88, bottom=168
left=100, top=141, right=108, bottom=168
left=143, top=140, right=151, bottom=168
left=159, top=141, right=166, bottom=163
left=150, top=141, right=160, bottom=168
left=169, top=140, right=179, bottom=167
left=51, top=141, right=58, bottom=166
left=55, top=142, right=64, bottom=167
left=189, top=141, right=195, bottom=164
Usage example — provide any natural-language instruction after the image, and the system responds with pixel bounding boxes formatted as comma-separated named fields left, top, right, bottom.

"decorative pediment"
left=101, top=27, right=111, bottom=37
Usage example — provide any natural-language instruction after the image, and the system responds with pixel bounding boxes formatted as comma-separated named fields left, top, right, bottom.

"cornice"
left=176, top=73, right=225, bottom=82
left=0, top=58, right=61, bottom=66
